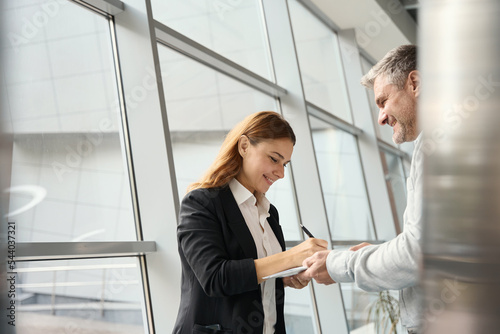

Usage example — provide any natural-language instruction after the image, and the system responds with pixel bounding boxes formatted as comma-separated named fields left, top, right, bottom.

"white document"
left=262, top=266, right=307, bottom=280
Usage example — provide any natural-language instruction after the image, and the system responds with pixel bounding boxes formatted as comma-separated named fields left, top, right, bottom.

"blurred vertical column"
left=420, top=0, right=500, bottom=333
left=0, top=0, right=15, bottom=332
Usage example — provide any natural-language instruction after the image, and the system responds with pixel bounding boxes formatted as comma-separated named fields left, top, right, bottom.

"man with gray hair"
left=297, top=45, right=422, bottom=334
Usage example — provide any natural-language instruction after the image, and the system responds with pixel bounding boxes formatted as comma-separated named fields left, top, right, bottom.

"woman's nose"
left=274, top=165, right=284, bottom=179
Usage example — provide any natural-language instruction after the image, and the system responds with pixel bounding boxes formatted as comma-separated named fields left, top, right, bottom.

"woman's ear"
left=408, top=70, right=420, bottom=97
left=238, top=135, right=249, bottom=157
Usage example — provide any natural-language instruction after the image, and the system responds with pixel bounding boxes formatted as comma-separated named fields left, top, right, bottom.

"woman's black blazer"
left=172, top=185, right=286, bottom=334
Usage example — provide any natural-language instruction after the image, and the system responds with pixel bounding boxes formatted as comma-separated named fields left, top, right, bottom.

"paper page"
left=262, top=266, right=307, bottom=280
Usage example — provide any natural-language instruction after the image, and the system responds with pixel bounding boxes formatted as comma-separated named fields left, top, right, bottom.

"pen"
left=300, top=223, right=315, bottom=238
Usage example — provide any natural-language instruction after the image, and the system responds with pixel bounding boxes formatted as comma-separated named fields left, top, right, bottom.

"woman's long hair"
left=188, top=111, right=296, bottom=192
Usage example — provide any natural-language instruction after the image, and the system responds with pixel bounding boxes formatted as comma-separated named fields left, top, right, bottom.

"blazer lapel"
left=267, top=208, right=286, bottom=251
left=220, top=187, right=258, bottom=259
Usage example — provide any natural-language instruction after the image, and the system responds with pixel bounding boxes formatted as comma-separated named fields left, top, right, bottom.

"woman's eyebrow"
left=271, top=151, right=291, bottom=164
left=272, top=151, right=285, bottom=160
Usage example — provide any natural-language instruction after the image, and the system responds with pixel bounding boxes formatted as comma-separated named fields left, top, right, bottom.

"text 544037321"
left=6, top=221, right=17, bottom=327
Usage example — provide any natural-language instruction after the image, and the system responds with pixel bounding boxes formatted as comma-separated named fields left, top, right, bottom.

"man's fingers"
left=288, top=276, right=304, bottom=289
left=302, top=256, right=313, bottom=268
left=294, top=275, right=310, bottom=289
left=283, top=276, right=293, bottom=287
left=313, top=273, right=336, bottom=285
left=296, top=270, right=308, bottom=281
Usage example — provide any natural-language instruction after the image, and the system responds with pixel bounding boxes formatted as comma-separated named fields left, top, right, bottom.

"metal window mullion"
left=109, top=10, right=159, bottom=334
left=107, top=17, right=146, bottom=243
left=154, top=20, right=287, bottom=99
left=71, top=0, right=124, bottom=16
left=113, top=1, right=185, bottom=332
left=14, top=241, right=157, bottom=262
left=295, top=0, right=378, bottom=70
left=337, top=29, right=397, bottom=242
left=378, top=139, right=411, bottom=161
left=262, top=0, right=350, bottom=333
left=295, top=0, right=341, bottom=33
left=307, top=102, right=363, bottom=136
left=379, top=150, right=403, bottom=235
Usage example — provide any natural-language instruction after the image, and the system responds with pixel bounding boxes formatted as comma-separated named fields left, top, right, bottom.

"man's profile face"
left=373, top=74, right=419, bottom=144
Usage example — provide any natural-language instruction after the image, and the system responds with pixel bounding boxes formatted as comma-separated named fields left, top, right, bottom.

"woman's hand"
left=288, top=238, right=328, bottom=267
left=283, top=275, right=310, bottom=289
left=255, top=238, right=327, bottom=284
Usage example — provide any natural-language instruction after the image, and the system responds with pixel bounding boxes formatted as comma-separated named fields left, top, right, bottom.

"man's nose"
left=378, top=110, right=388, bottom=126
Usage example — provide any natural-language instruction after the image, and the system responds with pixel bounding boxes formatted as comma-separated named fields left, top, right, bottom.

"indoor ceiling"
left=309, top=0, right=419, bottom=62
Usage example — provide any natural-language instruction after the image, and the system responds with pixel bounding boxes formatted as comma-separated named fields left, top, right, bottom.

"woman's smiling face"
left=236, top=136, right=294, bottom=195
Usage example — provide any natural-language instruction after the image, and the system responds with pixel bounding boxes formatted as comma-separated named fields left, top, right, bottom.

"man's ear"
left=238, top=135, right=249, bottom=157
left=408, top=70, right=420, bottom=97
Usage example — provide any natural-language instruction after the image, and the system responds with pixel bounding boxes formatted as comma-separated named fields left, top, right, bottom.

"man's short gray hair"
left=361, top=44, right=417, bottom=90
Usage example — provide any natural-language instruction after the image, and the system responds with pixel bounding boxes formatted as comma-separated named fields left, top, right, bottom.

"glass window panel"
left=15, top=257, right=147, bottom=334
left=309, top=115, right=375, bottom=240
left=342, top=282, right=402, bottom=333
left=151, top=0, right=273, bottom=81
left=383, top=152, right=407, bottom=232
left=3, top=0, right=136, bottom=242
left=265, top=173, right=301, bottom=240
left=158, top=45, right=303, bottom=240
left=402, top=155, right=411, bottom=177
left=399, top=141, right=415, bottom=158
left=341, top=282, right=379, bottom=332
left=334, top=245, right=402, bottom=333
left=288, top=0, right=352, bottom=122
left=284, top=286, right=319, bottom=334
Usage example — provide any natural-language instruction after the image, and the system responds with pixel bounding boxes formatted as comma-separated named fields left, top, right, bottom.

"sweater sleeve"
left=326, top=227, right=421, bottom=291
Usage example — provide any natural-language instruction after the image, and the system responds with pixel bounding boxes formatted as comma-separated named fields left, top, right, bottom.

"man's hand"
left=296, top=250, right=336, bottom=285
left=283, top=275, right=310, bottom=289
left=349, top=242, right=371, bottom=251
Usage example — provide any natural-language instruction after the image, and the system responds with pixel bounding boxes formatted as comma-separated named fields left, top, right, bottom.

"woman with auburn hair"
left=173, top=111, right=327, bottom=334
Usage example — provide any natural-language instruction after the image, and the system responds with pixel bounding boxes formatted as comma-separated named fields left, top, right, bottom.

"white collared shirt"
left=229, top=178, right=282, bottom=334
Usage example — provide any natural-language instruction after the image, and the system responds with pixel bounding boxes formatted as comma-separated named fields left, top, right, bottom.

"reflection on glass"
left=341, top=281, right=379, bottom=332
left=3, top=0, right=136, bottom=242
left=399, top=141, right=415, bottom=158
left=332, top=245, right=376, bottom=333
left=288, top=0, right=352, bottom=122
left=309, top=115, right=375, bottom=240
left=151, top=0, right=273, bottom=81
left=15, top=257, right=146, bottom=334
left=341, top=280, right=402, bottom=333
left=158, top=45, right=302, bottom=239
left=383, top=152, right=407, bottom=232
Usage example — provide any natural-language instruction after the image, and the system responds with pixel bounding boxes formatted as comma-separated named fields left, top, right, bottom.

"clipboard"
left=262, top=266, right=307, bottom=280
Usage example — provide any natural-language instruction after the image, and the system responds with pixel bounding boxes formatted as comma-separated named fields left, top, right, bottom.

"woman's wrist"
left=284, top=248, right=301, bottom=267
